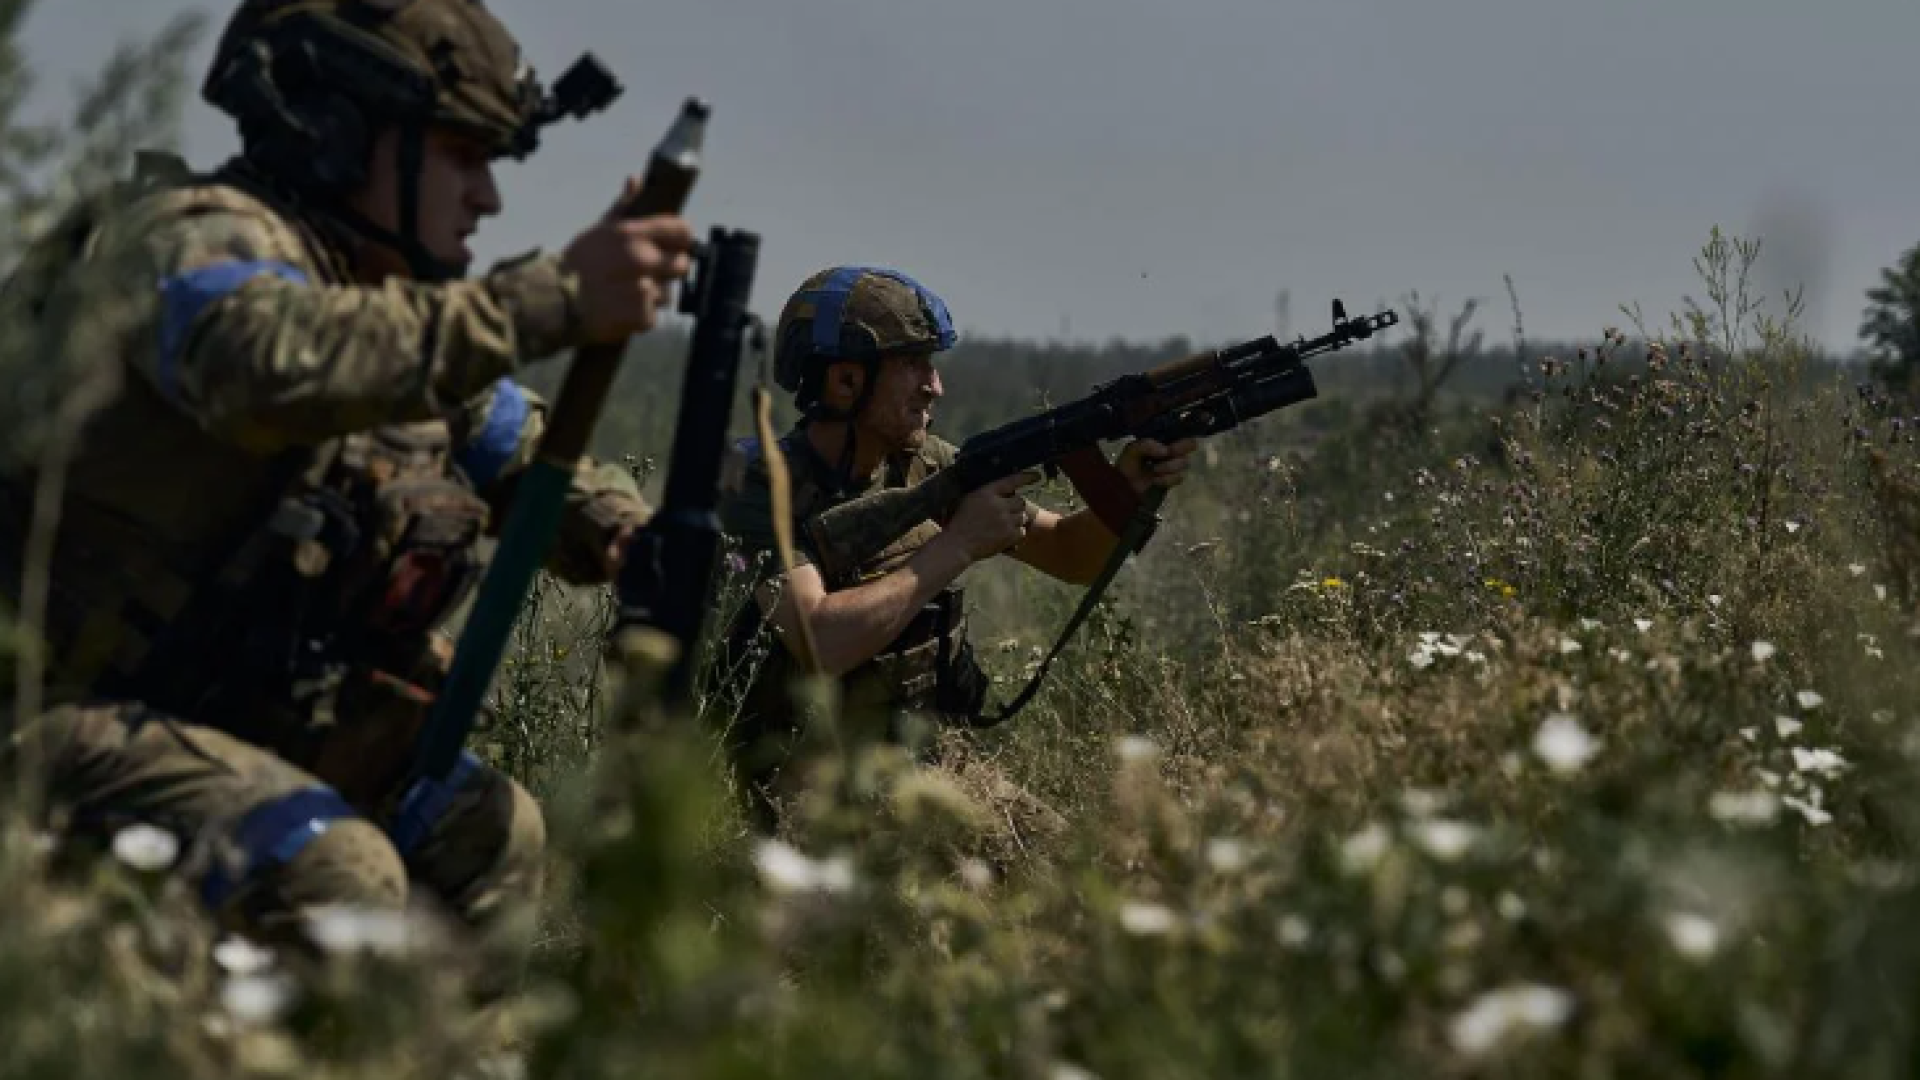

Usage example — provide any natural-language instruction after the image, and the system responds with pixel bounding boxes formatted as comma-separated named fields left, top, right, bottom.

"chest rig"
left=129, top=422, right=493, bottom=807
left=729, top=433, right=990, bottom=737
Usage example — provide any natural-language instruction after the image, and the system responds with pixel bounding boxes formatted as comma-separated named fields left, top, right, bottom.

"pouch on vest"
left=146, top=425, right=492, bottom=807
left=931, top=591, right=992, bottom=723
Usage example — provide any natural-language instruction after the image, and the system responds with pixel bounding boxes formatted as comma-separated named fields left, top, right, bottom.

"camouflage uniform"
left=0, top=0, right=645, bottom=946
left=716, top=267, right=1022, bottom=829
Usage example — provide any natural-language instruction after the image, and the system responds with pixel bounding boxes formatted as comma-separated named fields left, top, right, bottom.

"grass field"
left=8, top=230, right=1920, bottom=1080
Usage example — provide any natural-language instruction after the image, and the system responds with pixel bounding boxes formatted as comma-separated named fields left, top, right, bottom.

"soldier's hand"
left=942, top=471, right=1042, bottom=562
left=561, top=177, right=696, bottom=344
left=600, top=521, right=639, bottom=578
left=1117, top=437, right=1199, bottom=495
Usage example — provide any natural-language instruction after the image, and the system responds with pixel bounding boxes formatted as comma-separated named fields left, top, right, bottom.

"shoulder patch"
left=455, top=378, right=533, bottom=487
left=156, top=259, right=309, bottom=402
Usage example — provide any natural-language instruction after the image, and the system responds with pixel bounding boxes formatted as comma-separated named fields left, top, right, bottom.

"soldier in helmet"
left=0, top=0, right=690, bottom=955
left=717, top=266, right=1200, bottom=831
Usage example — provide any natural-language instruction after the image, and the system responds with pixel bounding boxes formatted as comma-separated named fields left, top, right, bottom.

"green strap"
left=411, top=458, right=573, bottom=780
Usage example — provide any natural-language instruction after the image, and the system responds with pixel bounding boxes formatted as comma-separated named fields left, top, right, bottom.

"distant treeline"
left=531, top=321, right=1866, bottom=497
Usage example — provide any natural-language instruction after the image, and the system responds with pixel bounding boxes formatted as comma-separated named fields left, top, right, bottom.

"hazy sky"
left=21, top=0, right=1920, bottom=353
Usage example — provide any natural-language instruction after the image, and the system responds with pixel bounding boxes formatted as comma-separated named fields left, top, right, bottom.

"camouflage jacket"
left=0, top=159, right=648, bottom=706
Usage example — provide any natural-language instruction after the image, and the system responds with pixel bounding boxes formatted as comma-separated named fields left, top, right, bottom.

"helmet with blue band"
left=774, top=265, right=958, bottom=412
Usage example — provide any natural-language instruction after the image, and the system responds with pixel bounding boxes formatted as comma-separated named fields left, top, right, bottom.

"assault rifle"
left=805, top=299, right=1397, bottom=722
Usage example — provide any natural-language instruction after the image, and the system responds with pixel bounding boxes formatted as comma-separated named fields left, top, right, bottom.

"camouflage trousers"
left=7, top=701, right=545, bottom=950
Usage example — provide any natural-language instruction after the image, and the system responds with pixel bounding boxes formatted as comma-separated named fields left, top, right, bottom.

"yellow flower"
left=1483, top=577, right=1516, bottom=599
left=1321, top=577, right=1346, bottom=589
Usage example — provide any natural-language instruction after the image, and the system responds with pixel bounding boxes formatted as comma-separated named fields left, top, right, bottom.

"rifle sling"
left=975, top=483, right=1168, bottom=725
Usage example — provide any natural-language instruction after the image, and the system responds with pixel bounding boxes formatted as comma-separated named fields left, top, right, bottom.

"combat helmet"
left=774, top=265, right=959, bottom=418
left=201, top=0, right=620, bottom=280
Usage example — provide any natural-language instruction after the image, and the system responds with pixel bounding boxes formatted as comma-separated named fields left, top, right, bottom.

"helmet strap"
left=389, top=121, right=459, bottom=282
left=801, top=357, right=880, bottom=494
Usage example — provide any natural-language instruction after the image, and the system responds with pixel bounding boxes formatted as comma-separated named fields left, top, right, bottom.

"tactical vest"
left=724, top=432, right=991, bottom=755
left=0, top=156, right=496, bottom=810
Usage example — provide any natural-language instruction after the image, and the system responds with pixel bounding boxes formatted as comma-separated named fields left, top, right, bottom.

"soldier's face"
left=853, top=352, right=942, bottom=451
left=350, top=126, right=504, bottom=276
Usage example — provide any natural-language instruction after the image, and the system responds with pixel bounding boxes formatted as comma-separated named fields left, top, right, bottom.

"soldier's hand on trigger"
left=1116, top=437, right=1200, bottom=495
left=942, top=471, right=1042, bottom=562
left=560, top=175, right=697, bottom=344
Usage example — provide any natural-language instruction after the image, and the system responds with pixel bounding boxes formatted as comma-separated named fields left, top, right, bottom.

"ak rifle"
left=806, top=299, right=1399, bottom=584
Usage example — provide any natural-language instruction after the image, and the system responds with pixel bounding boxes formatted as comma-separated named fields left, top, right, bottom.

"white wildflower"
left=1340, top=822, right=1391, bottom=875
left=1774, top=716, right=1803, bottom=739
left=1782, top=791, right=1833, bottom=826
left=471, top=1053, right=530, bottom=1080
left=1708, top=594, right=1723, bottom=608
left=1409, top=646, right=1436, bottom=670
left=111, top=823, right=179, bottom=873
left=1738, top=726, right=1758, bottom=743
left=1634, top=618, right=1653, bottom=633
left=1465, top=649, right=1488, bottom=665
left=303, top=904, right=417, bottom=956
left=1710, top=790, right=1779, bottom=826
left=1750, top=640, right=1776, bottom=662
left=1784, top=521, right=1802, bottom=534
left=1118, top=900, right=1179, bottom=937
left=1849, top=563, right=1867, bottom=576
left=754, top=840, right=856, bottom=895
left=212, top=936, right=277, bottom=977
left=1533, top=714, right=1599, bottom=776
left=1791, top=747, right=1849, bottom=779
left=1558, top=637, right=1583, bottom=655
left=1114, top=735, right=1160, bottom=763
left=1400, top=788, right=1446, bottom=819
left=1277, top=914, right=1313, bottom=948
left=1876, top=584, right=1888, bottom=602
left=1795, top=690, right=1824, bottom=710
left=1755, top=768, right=1783, bottom=789
left=220, top=972, right=298, bottom=1027
left=1448, top=984, right=1575, bottom=1056
left=1412, top=820, right=1482, bottom=862
left=1609, top=648, right=1633, bottom=663
left=1205, top=838, right=1250, bottom=873
left=959, top=859, right=995, bottom=892
left=1663, top=911, right=1721, bottom=959
left=1578, top=617, right=1602, bottom=631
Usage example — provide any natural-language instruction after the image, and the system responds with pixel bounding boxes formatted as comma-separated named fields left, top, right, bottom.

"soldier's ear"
left=823, top=360, right=866, bottom=408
